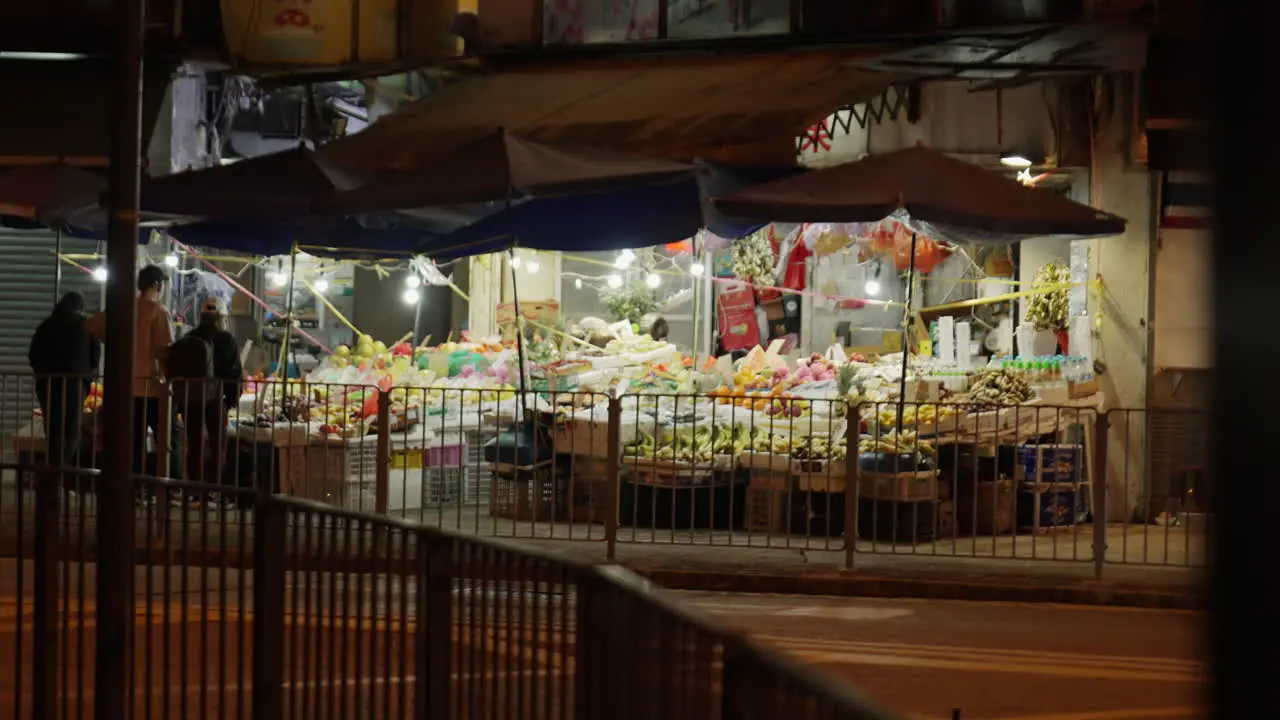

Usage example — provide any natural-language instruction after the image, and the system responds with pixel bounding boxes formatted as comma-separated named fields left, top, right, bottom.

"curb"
left=629, top=567, right=1205, bottom=610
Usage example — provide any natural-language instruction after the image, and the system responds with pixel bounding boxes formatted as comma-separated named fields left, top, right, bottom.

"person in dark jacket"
left=28, top=292, right=100, bottom=473
left=176, top=298, right=242, bottom=491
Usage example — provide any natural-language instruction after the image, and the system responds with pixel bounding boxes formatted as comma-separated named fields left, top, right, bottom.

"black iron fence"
left=1, top=466, right=896, bottom=720
left=1, top=375, right=1209, bottom=572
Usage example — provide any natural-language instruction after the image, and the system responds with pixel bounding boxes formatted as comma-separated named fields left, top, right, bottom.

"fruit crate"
left=387, top=466, right=465, bottom=510
left=745, top=472, right=792, bottom=534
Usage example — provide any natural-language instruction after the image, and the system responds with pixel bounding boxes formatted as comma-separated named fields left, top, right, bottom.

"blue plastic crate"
left=1016, top=443, right=1083, bottom=484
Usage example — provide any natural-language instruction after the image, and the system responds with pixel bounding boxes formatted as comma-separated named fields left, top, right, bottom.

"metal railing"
left=1, top=375, right=1210, bottom=573
left=1, top=466, right=896, bottom=719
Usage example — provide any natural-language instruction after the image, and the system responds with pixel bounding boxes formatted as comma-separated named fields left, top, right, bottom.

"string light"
left=91, top=267, right=108, bottom=282
left=689, top=262, right=705, bottom=277
left=163, top=253, right=179, bottom=267
left=405, top=274, right=421, bottom=288
left=645, top=272, right=661, bottom=288
left=401, top=288, right=421, bottom=304
left=607, top=274, right=623, bottom=289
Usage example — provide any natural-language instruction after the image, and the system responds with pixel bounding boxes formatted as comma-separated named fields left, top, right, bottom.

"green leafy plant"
left=603, top=287, right=659, bottom=323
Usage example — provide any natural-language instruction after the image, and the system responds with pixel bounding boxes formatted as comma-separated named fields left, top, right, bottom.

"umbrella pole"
left=896, top=232, right=918, bottom=430
left=282, top=245, right=299, bottom=378
left=508, top=249, right=528, bottom=419
left=53, top=227, right=63, bottom=302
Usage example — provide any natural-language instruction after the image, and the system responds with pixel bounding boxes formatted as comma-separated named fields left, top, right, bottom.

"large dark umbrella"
left=711, top=144, right=1125, bottom=236
left=140, top=146, right=362, bottom=220
left=317, top=128, right=697, bottom=215
left=0, top=161, right=108, bottom=300
left=712, top=145, right=1127, bottom=427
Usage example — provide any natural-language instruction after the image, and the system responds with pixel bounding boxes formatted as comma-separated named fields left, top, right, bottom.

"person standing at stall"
left=28, top=292, right=99, bottom=478
left=88, top=264, right=179, bottom=482
left=170, top=298, right=241, bottom=498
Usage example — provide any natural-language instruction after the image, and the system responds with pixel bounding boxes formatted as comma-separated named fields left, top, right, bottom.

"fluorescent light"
left=402, top=288, right=421, bottom=304
left=645, top=273, right=661, bottom=288
left=1000, top=153, right=1033, bottom=169
left=0, top=52, right=89, bottom=61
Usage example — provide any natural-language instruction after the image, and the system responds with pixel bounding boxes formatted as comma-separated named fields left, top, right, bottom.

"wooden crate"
left=744, top=471, right=792, bottom=534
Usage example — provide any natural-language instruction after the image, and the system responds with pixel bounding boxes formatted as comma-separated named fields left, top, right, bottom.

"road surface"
left=682, top=591, right=1205, bottom=720
left=2, top=563, right=1204, bottom=720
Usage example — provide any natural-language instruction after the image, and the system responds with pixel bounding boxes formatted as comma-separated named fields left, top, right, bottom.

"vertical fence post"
left=375, top=391, right=391, bottom=515
left=606, top=396, right=622, bottom=561
left=574, top=571, right=600, bottom=719
left=1092, top=412, right=1111, bottom=580
left=843, top=402, right=861, bottom=570
left=251, top=499, right=286, bottom=720
left=156, top=392, right=173, bottom=478
left=32, top=470, right=61, bottom=720
left=415, top=532, right=453, bottom=720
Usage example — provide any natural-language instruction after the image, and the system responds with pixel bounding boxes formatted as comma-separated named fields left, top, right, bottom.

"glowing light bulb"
left=526, top=259, right=540, bottom=274
left=645, top=273, right=661, bottom=288
left=615, top=250, right=634, bottom=269
left=864, top=279, right=881, bottom=297
left=92, top=267, right=108, bottom=282
left=689, top=262, right=705, bottom=277
left=510, top=255, right=522, bottom=269
left=574, top=278, right=583, bottom=290
left=402, top=288, right=421, bottom=304
left=405, top=274, right=421, bottom=288
left=313, top=278, right=329, bottom=293
left=607, top=274, right=623, bottom=289
left=269, top=271, right=288, bottom=288
left=163, top=253, right=179, bottom=267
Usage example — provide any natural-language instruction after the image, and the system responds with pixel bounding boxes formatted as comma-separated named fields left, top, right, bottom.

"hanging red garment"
left=717, top=284, right=760, bottom=351
left=783, top=238, right=812, bottom=290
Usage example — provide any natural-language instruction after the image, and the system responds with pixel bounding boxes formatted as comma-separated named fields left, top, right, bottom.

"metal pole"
left=508, top=249, right=528, bottom=414
left=53, top=227, right=63, bottom=302
left=98, top=0, right=144, bottom=715
left=895, top=232, right=918, bottom=429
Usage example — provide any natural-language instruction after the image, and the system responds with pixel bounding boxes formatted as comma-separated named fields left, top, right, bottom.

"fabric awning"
left=318, top=128, right=696, bottom=214
left=712, top=145, right=1126, bottom=238
left=324, top=52, right=898, bottom=164
left=0, top=161, right=104, bottom=226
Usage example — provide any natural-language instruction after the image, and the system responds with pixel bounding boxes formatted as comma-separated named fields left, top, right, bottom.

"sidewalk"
left=0, top=511, right=1203, bottom=611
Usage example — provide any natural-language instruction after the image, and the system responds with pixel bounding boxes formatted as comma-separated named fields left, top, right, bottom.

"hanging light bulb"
left=313, top=278, right=329, bottom=294
left=91, top=267, right=108, bottom=283
left=405, top=274, right=421, bottom=288
left=574, top=278, right=583, bottom=290
left=163, top=253, right=179, bottom=268
left=526, top=259, right=541, bottom=274
left=402, top=288, right=421, bottom=304
left=510, top=255, right=522, bottom=269
left=606, top=274, right=623, bottom=289
left=645, top=272, right=661, bottom=288
left=269, top=270, right=288, bottom=288
left=689, top=261, right=705, bottom=277
left=864, top=261, right=882, bottom=297
left=615, top=250, right=634, bottom=269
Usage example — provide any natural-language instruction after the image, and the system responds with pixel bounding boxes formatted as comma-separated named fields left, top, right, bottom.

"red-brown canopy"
left=317, top=128, right=696, bottom=215
left=712, top=145, right=1125, bottom=238
left=0, top=161, right=104, bottom=226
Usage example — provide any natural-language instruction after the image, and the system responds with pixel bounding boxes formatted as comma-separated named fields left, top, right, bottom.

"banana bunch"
left=962, top=369, right=1033, bottom=406
left=857, top=430, right=936, bottom=457
left=791, top=437, right=848, bottom=461
left=748, top=427, right=794, bottom=454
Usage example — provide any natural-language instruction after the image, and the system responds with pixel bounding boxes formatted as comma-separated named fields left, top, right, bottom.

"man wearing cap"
left=176, top=298, right=242, bottom=492
left=88, top=264, right=179, bottom=479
